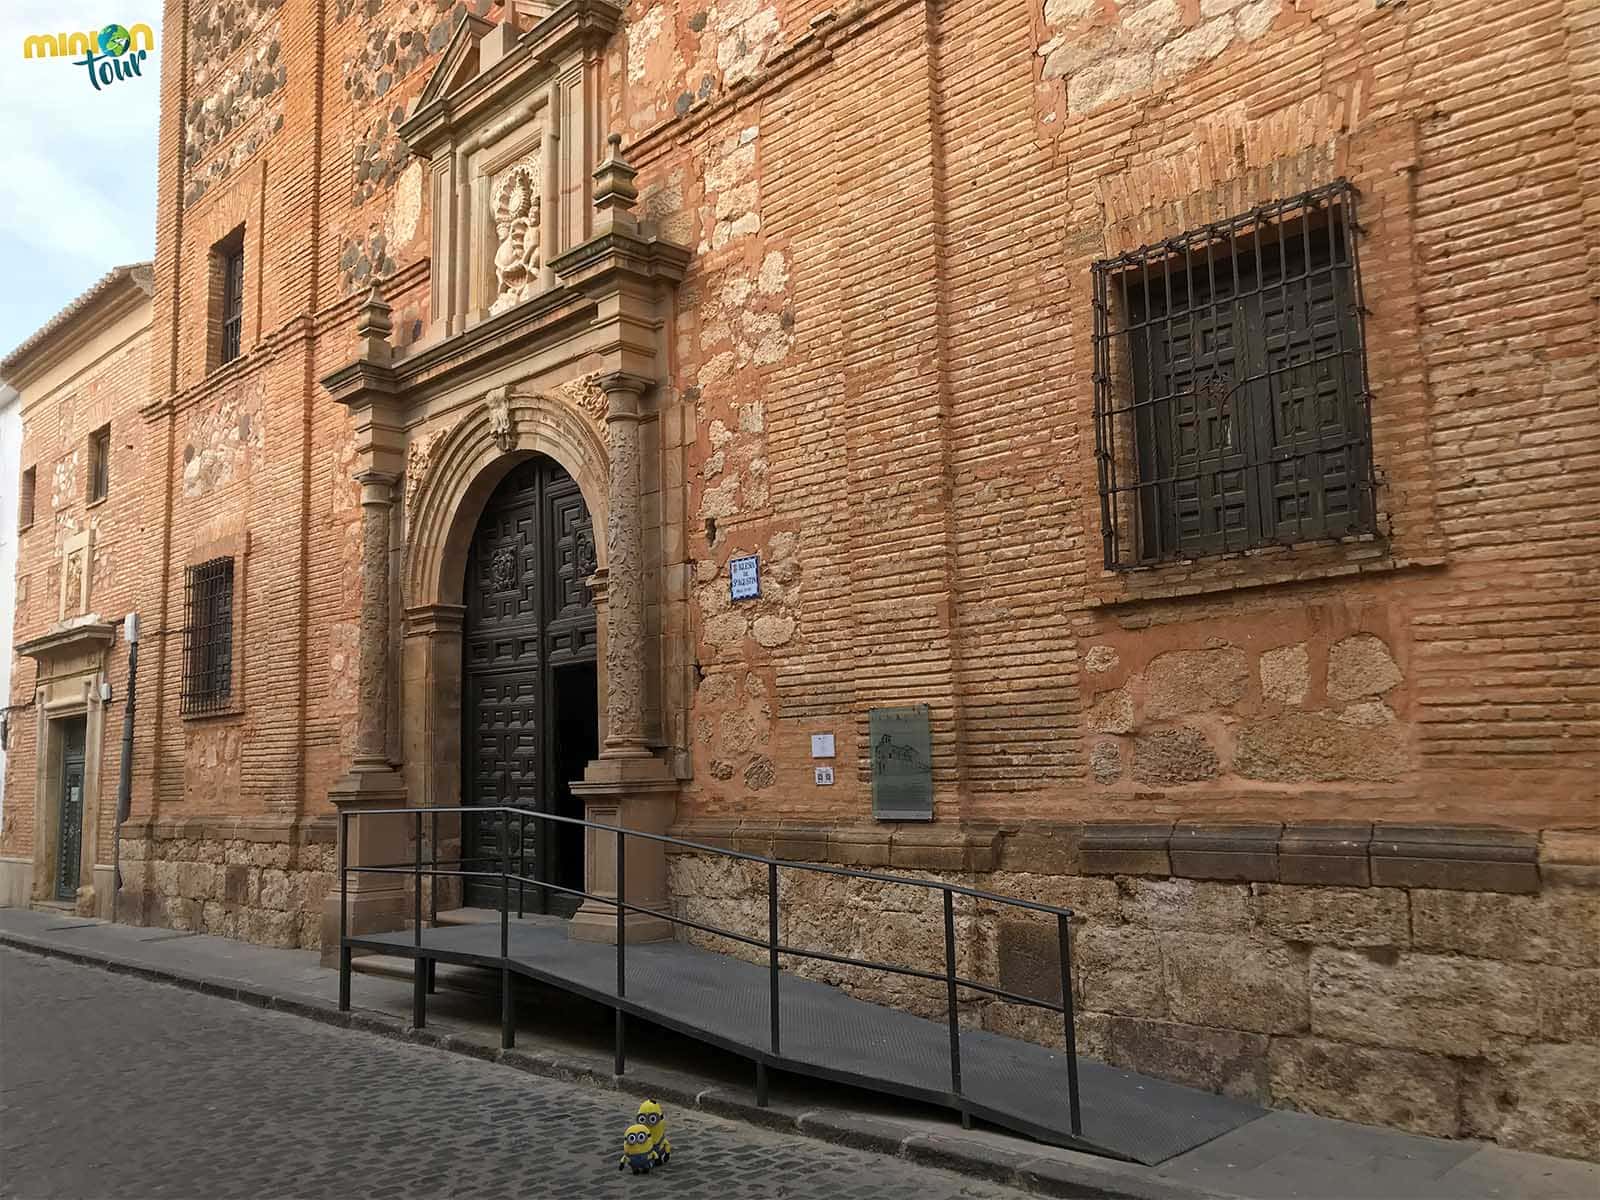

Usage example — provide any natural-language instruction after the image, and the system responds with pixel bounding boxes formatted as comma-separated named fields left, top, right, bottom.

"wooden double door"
left=462, top=457, right=598, bottom=912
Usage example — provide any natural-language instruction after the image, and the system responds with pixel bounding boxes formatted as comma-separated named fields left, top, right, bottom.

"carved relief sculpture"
left=553, top=372, right=608, bottom=424
left=490, top=165, right=541, bottom=315
left=485, top=386, right=515, bottom=452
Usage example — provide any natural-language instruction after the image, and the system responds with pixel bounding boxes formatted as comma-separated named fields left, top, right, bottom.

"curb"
left=0, top=929, right=1225, bottom=1200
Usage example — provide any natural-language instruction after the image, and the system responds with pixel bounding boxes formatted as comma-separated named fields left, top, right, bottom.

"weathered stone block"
left=1235, top=711, right=1407, bottom=782
left=985, top=872, right=1121, bottom=921
left=1163, top=934, right=1309, bottom=1034
left=1370, top=825, right=1539, bottom=893
left=1120, top=876, right=1251, bottom=931
left=1412, top=888, right=1599, bottom=966
left=1131, top=727, right=1220, bottom=785
left=1253, top=884, right=1409, bottom=948
left=1310, top=948, right=1540, bottom=1055
left=830, top=826, right=891, bottom=867
left=1537, top=967, right=1600, bottom=1042
left=996, top=824, right=1082, bottom=875
left=1259, top=643, right=1310, bottom=705
left=1081, top=822, right=1171, bottom=877
left=1170, top=822, right=1281, bottom=882
left=1277, top=822, right=1372, bottom=886
left=1326, top=633, right=1402, bottom=701
left=1099, top=1015, right=1270, bottom=1100
left=997, top=919, right=1063, bottom=1006
left=1077, top=923, right=1167, bottom=1017
left=1088, top=686, right=1134, bottom=734
left=1269, top=1037, right=1459, bottom=1137
left=1461, top=1044, right=1600, bottom=1160
left=1144, top=646, right=1249, bottom=718
left=1089, top=740, right=1122, bottom=783
left=222, top=863, right=251, bottom=905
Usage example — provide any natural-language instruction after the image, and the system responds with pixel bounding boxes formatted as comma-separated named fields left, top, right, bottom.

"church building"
left=3, top=0, right=1596, bottom=1159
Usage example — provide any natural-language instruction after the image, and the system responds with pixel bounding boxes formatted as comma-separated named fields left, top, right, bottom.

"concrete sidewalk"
left=1, top=907, right=1593, bottom=1200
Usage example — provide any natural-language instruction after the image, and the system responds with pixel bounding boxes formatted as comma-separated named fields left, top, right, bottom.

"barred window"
left=88, top=424, right=110, bottom=503
left=18, top=466, right=35, bottom=529
left=1092, top=181, right=1375, bottom=570
left=213, top=227, right=245, bottom=369
left=182, top=557, right=235, bottom=714
left=220, top=247, right=244, bottom=365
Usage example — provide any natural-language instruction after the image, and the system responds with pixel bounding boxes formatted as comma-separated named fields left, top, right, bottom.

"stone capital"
left=355, top=469, right=400, bottom=507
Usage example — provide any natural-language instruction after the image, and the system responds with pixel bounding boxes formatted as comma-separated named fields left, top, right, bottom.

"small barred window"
left=1091, top=180, right=1376, bottom=570
left=182, top=556, right=235, bottom=714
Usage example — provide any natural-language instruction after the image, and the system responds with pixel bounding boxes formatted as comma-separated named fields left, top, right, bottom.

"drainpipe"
left=111, top=612, right=138, bottom=924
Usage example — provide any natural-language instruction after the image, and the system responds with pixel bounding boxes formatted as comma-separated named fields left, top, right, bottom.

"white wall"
left=0, top=382, right=20, bottom=822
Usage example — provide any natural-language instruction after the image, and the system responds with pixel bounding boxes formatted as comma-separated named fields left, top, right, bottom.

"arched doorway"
left=461, top=454, right=598, bottom=913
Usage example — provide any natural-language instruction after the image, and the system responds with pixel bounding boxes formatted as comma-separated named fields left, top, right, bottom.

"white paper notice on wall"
left=810, top=733, right=835, bottom=758
left=814, top=766, right=835, bottom=786
left=729, top=554, right=759, bottom=601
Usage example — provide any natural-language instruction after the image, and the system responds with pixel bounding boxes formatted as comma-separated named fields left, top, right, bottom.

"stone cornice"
left=549, top=229, right=692, bottom=293
left=17, top=621, right=117, bottom=662
left=319, top=283, right=597, bottom=411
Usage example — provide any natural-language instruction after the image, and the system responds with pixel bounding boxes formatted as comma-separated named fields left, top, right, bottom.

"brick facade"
left=5, top=0, right=1596, bottom=1160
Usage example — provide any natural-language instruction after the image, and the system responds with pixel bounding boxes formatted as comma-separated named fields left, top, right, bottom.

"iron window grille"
left=182, top=556, right=235, bottom=714
left=88, top=424, right=110, bottom=503
left=18, top=466, right=35, bottom=529
left=219, top=245, right=244, bottom=365
left=1091, top=180, right=1376, bottom=570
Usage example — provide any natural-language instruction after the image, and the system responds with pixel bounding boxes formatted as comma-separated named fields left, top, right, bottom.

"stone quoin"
left=1, top=0, right=1596, bottom=1164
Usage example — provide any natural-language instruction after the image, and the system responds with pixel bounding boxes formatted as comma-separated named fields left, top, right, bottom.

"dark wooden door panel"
left=462, top=458, right=596, bottom=909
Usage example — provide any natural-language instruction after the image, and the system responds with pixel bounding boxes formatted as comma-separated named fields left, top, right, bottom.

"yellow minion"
left=619, top=1123, right=657, bottom=1174
left=636, top=1098, right=671, bottom=1164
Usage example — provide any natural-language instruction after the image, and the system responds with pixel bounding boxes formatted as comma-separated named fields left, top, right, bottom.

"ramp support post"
left=412, top=810, right=426, bottom=1029
left=755, top=1061, right=769, bottom=1108
left=944, top=888, right=967, bottom=1128
left=338, top=812, right=351, bottom=1012
left=1059, top=913, right=1082, bottom=1137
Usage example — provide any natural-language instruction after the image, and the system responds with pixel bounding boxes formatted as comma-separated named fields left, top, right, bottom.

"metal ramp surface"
left=348, top=920, right=1262, bottom=1165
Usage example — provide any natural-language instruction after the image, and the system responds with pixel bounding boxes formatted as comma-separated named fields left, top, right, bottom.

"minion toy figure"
left=636, top=1099, right=671, bottom=1164
left=619, top=1124, right=657, bottom=1175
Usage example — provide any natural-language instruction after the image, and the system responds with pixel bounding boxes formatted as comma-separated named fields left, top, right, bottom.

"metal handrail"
left=337, top=804, right=1083, bottom=1136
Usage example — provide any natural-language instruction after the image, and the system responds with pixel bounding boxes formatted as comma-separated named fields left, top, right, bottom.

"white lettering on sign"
left=814, top=766, right=835, bottom=786
left=810, top=733, right=835, bottom=758
left=729, top=554, right=760, bottom=601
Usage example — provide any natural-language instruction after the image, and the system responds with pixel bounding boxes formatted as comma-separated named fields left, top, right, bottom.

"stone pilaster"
left=352, top=470, right=399, bottom=771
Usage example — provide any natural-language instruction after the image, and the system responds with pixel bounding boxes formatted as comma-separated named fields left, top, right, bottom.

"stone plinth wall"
left=667, top=820, right=1600, bottom=1161
left=117, top=818, right=335, bottom=949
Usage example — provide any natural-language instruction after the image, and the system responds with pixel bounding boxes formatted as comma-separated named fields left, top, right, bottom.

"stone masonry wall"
left=668, top=826, right=1600, bottom=1160
left=117, top=821, right=335, bottom=950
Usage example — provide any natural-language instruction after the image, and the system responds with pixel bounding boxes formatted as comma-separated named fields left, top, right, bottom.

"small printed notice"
left=814, top=766, right=835, bottom=786
left=729, top=554, right=760, bottom=601
left=810, top=733, right=836, bottom=759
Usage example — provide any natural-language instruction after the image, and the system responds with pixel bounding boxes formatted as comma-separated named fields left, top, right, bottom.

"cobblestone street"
left=0, top=949, right=1030, bottom=1200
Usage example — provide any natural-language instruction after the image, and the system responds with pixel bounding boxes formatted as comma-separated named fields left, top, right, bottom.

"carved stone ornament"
left=489, top=164, right=541, bottom=316
left=490, top=546, right=518, bottom=591
left=553, top=372, right=607, bottom=423
left=574, top=526, right=598, bottom=578
left=485, top=386, right=515, bottom=452
left=404, top=429, right=444, bottom=516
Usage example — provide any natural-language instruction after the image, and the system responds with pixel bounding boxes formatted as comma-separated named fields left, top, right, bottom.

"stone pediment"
left=412, top=12, right=494, bottom=111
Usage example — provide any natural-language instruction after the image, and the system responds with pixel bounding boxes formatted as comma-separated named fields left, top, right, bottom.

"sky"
left=0, top=3, right=163, bottom=365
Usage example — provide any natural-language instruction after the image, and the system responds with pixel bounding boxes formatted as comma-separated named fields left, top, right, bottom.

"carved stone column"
left=569, top=375, right=676, bottom=944
left=600, top=374, right=651, bottom=757
left=352, top=470, right=399, bottom=770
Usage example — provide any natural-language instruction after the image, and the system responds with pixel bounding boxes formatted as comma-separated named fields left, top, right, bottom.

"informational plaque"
left=810, top=733, right=835, bottom=758
left=729, top=554, right=759, bottom=601
left=868, top=704, right=933, bottom=821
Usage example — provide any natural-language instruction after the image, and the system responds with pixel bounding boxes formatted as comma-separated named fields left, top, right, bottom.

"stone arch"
left=405, top=387, right=609, bottom=610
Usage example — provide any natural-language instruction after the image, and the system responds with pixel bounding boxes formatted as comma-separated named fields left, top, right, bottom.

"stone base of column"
left=319, top=766, right=409, bottom=967
left=569, top=753, right=678, bottom=946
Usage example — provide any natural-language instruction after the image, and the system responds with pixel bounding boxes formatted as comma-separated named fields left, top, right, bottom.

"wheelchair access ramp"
left=337, top=806, right=1263, bottom=1166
